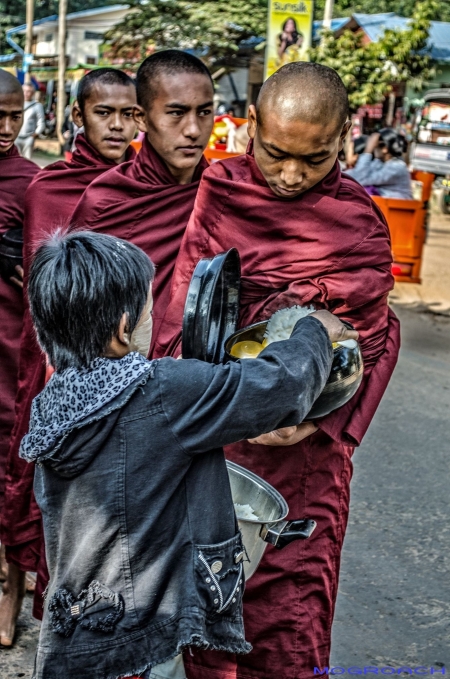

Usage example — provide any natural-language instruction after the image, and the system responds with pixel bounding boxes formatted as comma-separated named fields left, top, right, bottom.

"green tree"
left=106, top=0, right=268, bottom=68
left=311, top=0, right=438, bottom=110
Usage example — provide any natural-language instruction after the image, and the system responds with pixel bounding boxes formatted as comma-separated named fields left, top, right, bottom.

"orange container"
left=411, top=170, right=435, bottom=203
left=372, top=196, right=427, bottom=284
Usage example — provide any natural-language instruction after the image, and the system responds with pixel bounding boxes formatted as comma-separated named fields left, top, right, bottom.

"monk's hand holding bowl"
left=248, top=311, right=359, bottom=446
left=248, top=422, right=318, bottom=447
left=309, top=309, right=359, bottom=344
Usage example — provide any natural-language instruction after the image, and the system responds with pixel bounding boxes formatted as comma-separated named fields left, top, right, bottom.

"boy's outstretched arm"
left=158, top=313, right=354, bottom=455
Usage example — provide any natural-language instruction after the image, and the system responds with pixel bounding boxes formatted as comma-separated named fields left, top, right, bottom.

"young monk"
left=0, top=67, right=136, bottom=645
left=71, top=50, right=214, bottom=349
left=0, top=69, right=38, bottom=645
left=155, top=62, right=401, bottom=678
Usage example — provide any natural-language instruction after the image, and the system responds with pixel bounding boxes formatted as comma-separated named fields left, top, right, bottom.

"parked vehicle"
left=410, top=89, right=450, bottom=213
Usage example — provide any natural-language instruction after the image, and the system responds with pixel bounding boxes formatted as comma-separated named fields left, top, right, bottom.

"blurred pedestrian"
left=15, top=83, right=45, bottom=160
left=346, top=128, right=412, bottom=199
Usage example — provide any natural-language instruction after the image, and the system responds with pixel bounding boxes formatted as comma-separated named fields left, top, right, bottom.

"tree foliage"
left=105, top=0, right=268, bottom=68
left=310, top=0, right=438, bottom=110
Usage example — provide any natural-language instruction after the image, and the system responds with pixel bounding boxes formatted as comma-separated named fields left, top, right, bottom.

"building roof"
left=314, top=12, right=450, bottom=63
left=351, top=12, right=450, bottom=63
left=9, top=4, right=129, bottom=35
left=312, top=17, right=350, bottom=41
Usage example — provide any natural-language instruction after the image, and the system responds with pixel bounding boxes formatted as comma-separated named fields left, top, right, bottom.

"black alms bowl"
left=224, top=320, right=364, bottom=420
left=0, top=228, right=23, bottom=285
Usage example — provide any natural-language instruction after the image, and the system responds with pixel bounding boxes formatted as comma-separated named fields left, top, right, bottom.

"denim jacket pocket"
left=195, top=532, right=245, bottom=617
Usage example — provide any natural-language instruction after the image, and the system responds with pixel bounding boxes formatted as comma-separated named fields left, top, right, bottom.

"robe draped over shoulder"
left=155, top=145, right=400, bottom=447
left=0, top=146, right=38, bottom=507
left=71, top=135, right=209, bottom=350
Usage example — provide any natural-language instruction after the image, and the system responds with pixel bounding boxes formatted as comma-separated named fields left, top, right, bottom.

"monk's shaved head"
left=257, top=62, right=349, bottom=131
left=0, top=70, right=23, bottom=100
left=137, top=50, right=213, bottom=111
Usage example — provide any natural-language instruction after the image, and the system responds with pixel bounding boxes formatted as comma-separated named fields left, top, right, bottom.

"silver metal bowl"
left=227, top=461, right=316, bottom=580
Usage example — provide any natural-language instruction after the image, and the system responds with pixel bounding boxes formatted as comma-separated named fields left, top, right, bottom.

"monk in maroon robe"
left=71, top=50, right=214, bottom=352
left=156, top=63, right=401, bottom=678
left=0, top=68, right=136, bottom=644
left=0, top=70, right=39, bottom=645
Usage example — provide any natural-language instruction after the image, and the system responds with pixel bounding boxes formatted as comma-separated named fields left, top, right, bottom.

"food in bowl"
left=234, top=503, right=260, bottom=521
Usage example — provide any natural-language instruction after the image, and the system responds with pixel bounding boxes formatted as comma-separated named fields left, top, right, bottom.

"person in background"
left=346, top=128, right=413, bottom=199
left=15, top=83, right=45, bottom=160
left=345, top=134, right=368, bottom=169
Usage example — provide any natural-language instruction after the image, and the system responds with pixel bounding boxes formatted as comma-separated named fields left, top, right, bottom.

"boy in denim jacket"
left=22, top=231, right=356, bottom=679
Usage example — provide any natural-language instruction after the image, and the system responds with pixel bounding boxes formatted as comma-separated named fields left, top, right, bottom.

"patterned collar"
left=20, top=353, right=153, bottom=463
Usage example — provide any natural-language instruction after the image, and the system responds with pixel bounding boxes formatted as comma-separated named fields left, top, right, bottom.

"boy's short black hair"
left=77, top=68, right=135, bottom=112
left=136, top=50, right=213, bottom=110
left=29, top=231, right=155, bottom=371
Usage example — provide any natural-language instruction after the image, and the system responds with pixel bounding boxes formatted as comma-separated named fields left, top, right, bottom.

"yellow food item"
left=261, top=338, right=268, bottom=348
left=213, top=121, right=229, bottom=137
left=332, top=342, right=339, bottom=348
left=230, top=340, right=264, bottom=359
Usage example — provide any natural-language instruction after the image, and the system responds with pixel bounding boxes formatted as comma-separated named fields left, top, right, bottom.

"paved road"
left=331, top=304, right=450, bottom=672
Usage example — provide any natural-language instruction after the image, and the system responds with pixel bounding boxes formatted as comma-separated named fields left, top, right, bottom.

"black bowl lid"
left=182, top=249, right=241, bottom=363
left=0, top=228, right=23, bottom=248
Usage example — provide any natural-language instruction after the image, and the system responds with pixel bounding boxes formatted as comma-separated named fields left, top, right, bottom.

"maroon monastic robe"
left=155, top=146, right=401, bottom=679
left=0, top=146, right=38, bottom=508
left=71, top=135, right=209, bottom=348
left=1, top=136, right=135, bottom=607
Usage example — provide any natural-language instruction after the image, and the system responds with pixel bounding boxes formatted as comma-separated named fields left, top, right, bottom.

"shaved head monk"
left=71, top=49, right=214, bottom=346
left=0, top=67, right=136, bottom=645
left=0, top=70, right=38, bottom=488
left=156, top=62, right=401, bottom=679
left=0, top=69, right=38, bottom=645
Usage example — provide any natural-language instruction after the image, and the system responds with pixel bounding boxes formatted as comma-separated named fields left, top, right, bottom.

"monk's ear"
left=247, top=105, right=257, bottom=140
left=338, top=120, right=352, bottom=150
left=72, top=101, right=83, bottom=129
left=133, top=105, right=147, bottom=133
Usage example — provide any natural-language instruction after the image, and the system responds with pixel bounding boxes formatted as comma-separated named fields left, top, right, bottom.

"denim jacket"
left=22, top=316, right=332, bottom=679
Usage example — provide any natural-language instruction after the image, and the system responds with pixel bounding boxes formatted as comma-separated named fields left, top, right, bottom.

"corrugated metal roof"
left=8, top=4, right=129, bottom=35
left=313, top=17, right=351, bottom=40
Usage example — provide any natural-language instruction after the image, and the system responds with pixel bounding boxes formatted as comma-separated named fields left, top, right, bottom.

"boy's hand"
left=248, top=422, right=318, bottom=447
left=310, top=310, right=359, bottom=344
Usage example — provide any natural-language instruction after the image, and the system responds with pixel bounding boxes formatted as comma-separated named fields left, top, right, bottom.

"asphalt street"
left=330, top=304, right=450, bottom=672
left=0, top=211, right=449, bottom=677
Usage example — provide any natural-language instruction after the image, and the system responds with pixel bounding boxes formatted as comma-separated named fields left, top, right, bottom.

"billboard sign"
left=264, top=1, right=314, bottom=80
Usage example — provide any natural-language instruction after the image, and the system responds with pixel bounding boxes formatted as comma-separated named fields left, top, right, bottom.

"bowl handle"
left=260, top=518, right=316, bottom=549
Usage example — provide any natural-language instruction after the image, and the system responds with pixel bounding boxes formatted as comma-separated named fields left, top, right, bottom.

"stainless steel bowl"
left=227, top=461, right=316, bottom=580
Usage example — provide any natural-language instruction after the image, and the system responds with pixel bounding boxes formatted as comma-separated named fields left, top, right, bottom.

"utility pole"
left=56, top=0, right=68, bottom=151
left=24, top=0, right=34, bottom=84
left=323, top=0, right=334, bottom=30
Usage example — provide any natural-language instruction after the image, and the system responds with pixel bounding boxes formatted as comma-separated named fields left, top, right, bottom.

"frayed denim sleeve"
left=158, top=316, right=333, bottom=455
